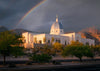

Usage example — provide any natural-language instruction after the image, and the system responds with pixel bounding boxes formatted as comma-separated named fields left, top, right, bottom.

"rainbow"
left=17, top=0, right=47, bottom=26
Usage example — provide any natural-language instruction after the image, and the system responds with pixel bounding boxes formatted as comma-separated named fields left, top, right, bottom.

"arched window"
left=39, top=40, right=42, bottom=44
left=55, top=39, right=60, bottom=43
left=48, top=40, right=50, bottom=43
left=58, top=40, right=60, bottom=43
left=56, top=39, right=58, bottom=42
left=76, top=40, right=79, bottom=42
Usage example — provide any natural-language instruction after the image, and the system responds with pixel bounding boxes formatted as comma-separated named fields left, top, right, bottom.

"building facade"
left=22, top=16, right=95, bottom=48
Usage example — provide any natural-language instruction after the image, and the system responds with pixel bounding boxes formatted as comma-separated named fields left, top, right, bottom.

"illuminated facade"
left=22, top=16, right=95, bottom=48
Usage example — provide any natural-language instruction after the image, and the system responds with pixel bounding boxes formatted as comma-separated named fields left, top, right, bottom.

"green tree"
left=53, top=42, right=63, bottom=55
left=62, top=42, right=93, bottom=62
left=11, top=46, right=24, bottom=57
left=40, top=45, right=51, bottom=54
left=32, top=48, right=39, bottom=54
left=95, top=45, right=100, bottom=55
left=30, top=54, right=52, bottom=63
left=0, top=31, right=24, bottom=64
left=83, top=45, right=94, bottom=58
left=32, top=45, right=56, bottom=56
left=91, top=45, right=100, bottom=56
left=40, top=45, right=56, bottom=56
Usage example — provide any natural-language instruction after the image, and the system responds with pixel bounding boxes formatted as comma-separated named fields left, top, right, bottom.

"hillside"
left=78, top=27, right=100, bottom=45
left=0, top=26, right=8, bottom=32
left=11, top=29, right=41, bottom=35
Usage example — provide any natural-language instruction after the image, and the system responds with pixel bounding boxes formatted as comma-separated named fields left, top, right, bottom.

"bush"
left=52, top=60, right=61, bottom=65
left=30, top=54, right=52, bottom=63
left=8, top=63, right=16, bottom=68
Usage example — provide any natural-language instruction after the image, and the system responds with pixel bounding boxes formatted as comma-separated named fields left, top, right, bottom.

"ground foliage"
left=62, top=41, right=93, bottom=61
left=30, top=53, right=52, bottom=63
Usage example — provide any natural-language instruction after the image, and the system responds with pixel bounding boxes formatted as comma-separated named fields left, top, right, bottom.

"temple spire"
left=56, top=15, right=58, bottom=22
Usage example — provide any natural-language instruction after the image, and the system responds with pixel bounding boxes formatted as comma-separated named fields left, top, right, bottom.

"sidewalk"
left=0, top=56, right=100, bottom=61
left=0, top=61, right=100, bottom=71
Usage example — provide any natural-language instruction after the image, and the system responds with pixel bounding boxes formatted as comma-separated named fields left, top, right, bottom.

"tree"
left=53, top=42, right=63, bottom=55
left=32, top=48, right=39, bottom=54
left=96, top=45, right=100, bottom=54
left=40, top=45, right=56, bottom=56
left=43, top=37, right=46, bottom=44
left=51, top=37, right=54, bottom=44
left=32, top=45, right=56, bottom=56
left=40, top=45, right=51, bottom=54
left=83, top=45, right=94, bottom=58
left=70, top=41, right=83, bottom=46
left=11, top=46, right=24, bottom=57
left=91, top=45, right=100, bottom=56
left=0, top=31, right=24, bottom=64
left=62, top=41, right=93, bottom=62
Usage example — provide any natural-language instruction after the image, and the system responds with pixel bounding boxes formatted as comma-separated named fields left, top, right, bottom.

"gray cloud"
left=0, top=0, right=42, bottom=29
left=0, top=0, right=100, bottom=33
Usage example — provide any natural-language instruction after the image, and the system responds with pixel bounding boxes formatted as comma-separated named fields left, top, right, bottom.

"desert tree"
left=62, top=41, right=93, bottom=62
left=0, top=31, right=24, bottom=64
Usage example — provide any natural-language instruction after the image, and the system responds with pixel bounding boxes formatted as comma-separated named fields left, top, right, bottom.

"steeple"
left=56, top=15, right=58, bottom=22
left=50, top=15, right=64, bottom=35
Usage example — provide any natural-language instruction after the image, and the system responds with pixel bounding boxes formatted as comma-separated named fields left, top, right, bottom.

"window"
left=56, top=39, right=60, bottom=43
left=48, top=40, right=50, bottom=43
left=76, top=40, right=79, bottom=42
left=39, top=40, right=42, bottom=44
left=58, top=40, right=60, bottom=43
left=56, top=39, right=58, bottom=42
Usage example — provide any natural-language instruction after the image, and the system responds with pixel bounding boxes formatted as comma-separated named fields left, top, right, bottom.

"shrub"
left=30, top=54, right=52, bottom=63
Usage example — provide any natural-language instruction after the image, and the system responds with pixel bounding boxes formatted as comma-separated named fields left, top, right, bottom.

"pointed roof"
left=51, top=15, right=63, bottom=29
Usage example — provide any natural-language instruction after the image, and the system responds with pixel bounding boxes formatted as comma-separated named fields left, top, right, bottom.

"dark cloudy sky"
left=0, top=0, right=100, bottom=32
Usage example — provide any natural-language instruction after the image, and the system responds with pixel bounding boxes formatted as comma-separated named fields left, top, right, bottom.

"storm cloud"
left=0, top=0, right=100, bottom=32
left=0, top=0, right=42, bottom=29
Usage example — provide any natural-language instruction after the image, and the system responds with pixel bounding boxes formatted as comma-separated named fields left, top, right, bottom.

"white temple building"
left=22, top=16, right=95, bottom=48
